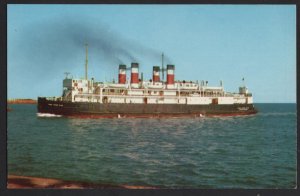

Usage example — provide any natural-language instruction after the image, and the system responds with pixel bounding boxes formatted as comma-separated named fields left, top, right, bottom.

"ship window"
left=110, top=89, right=115, bottom=93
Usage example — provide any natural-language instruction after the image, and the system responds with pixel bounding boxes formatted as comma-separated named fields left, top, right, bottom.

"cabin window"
left=212, top=98, right=218, bottom=105
left=110, top=89, right=115, bottom=93
left=103, top=97, right=108, bottom=103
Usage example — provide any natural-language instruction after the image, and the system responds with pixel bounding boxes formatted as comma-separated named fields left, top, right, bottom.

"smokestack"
left=153, top=66, right=160, bottom=82
left=167, top=64, right=175, bottom=85
left=118, top=64, right=126, bottom=84
left=131, top=62, right=139, bottom=84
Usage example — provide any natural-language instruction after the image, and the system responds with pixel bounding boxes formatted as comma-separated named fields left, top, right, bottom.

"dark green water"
left=7, top=103, right=296, bottom=188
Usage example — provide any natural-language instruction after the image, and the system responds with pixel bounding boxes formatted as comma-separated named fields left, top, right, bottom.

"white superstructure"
left=60, top=76, right=253, bottom=106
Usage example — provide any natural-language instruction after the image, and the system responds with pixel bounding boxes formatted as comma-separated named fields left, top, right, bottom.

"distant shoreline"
left=7, top=99, right=37, bottom=104
left=7, top=175, right=157, bottom=189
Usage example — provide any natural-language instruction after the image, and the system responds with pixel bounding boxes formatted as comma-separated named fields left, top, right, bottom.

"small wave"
left=37, top=113, right=62, bottom=117
left=259, top=112, right=296, bottom=117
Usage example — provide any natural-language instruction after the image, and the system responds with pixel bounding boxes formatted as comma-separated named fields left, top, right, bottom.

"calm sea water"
left=7, top=103, right=296, bottom=188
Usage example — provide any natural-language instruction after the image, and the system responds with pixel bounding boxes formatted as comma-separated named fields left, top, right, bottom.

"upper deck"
left=45, top=77, right=253, bottom=106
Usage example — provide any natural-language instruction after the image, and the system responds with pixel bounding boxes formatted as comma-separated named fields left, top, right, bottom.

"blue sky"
left=8, top=5, right=296, bottom=103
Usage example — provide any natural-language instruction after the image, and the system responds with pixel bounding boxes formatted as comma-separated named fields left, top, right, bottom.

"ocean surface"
left=7, top=103, right=296, bottom=188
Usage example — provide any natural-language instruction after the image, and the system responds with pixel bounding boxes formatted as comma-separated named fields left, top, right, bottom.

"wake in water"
left=37, top=113, right=62, bottom=117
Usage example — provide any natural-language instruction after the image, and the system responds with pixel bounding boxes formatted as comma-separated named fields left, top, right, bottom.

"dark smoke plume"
left=12, top=14, right=172, bottom=84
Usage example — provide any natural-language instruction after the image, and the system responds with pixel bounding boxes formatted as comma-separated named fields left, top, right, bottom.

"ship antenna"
left=85, top=43, right=88, bottom=80
left=64, top=72, right=70, bottom=79
left=161, top=52, right=165, bottom=81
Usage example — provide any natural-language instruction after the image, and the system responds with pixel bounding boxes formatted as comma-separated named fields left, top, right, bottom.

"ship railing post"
left=177, top=85, right=180, bottom=103
left=99, top=87, right=103, bottom=103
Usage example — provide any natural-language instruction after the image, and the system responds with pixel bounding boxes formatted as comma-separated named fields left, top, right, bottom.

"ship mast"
left=85, top=43, right=88, bottom=80
left=161, top=52, right=165, bottom=81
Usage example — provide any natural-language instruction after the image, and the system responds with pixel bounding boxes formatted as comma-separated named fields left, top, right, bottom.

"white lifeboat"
left=107, top=83, right=127, bottom=88
left=147, top=83, right=163, bottom=89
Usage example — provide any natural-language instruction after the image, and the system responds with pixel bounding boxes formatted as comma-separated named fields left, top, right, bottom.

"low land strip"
left=7, top=99, right=37, bottom=104
left=7, top=175, right=157, bottom=189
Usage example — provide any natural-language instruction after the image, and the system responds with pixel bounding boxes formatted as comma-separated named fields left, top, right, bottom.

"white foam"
left=37, top=113, right=62, bottom=117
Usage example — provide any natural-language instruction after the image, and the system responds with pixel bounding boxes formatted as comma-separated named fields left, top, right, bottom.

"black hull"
left=37, top=97, right=258, bottom=118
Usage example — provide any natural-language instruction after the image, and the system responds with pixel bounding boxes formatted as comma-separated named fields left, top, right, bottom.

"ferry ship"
left=37, top=45, right=257, bottom=118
